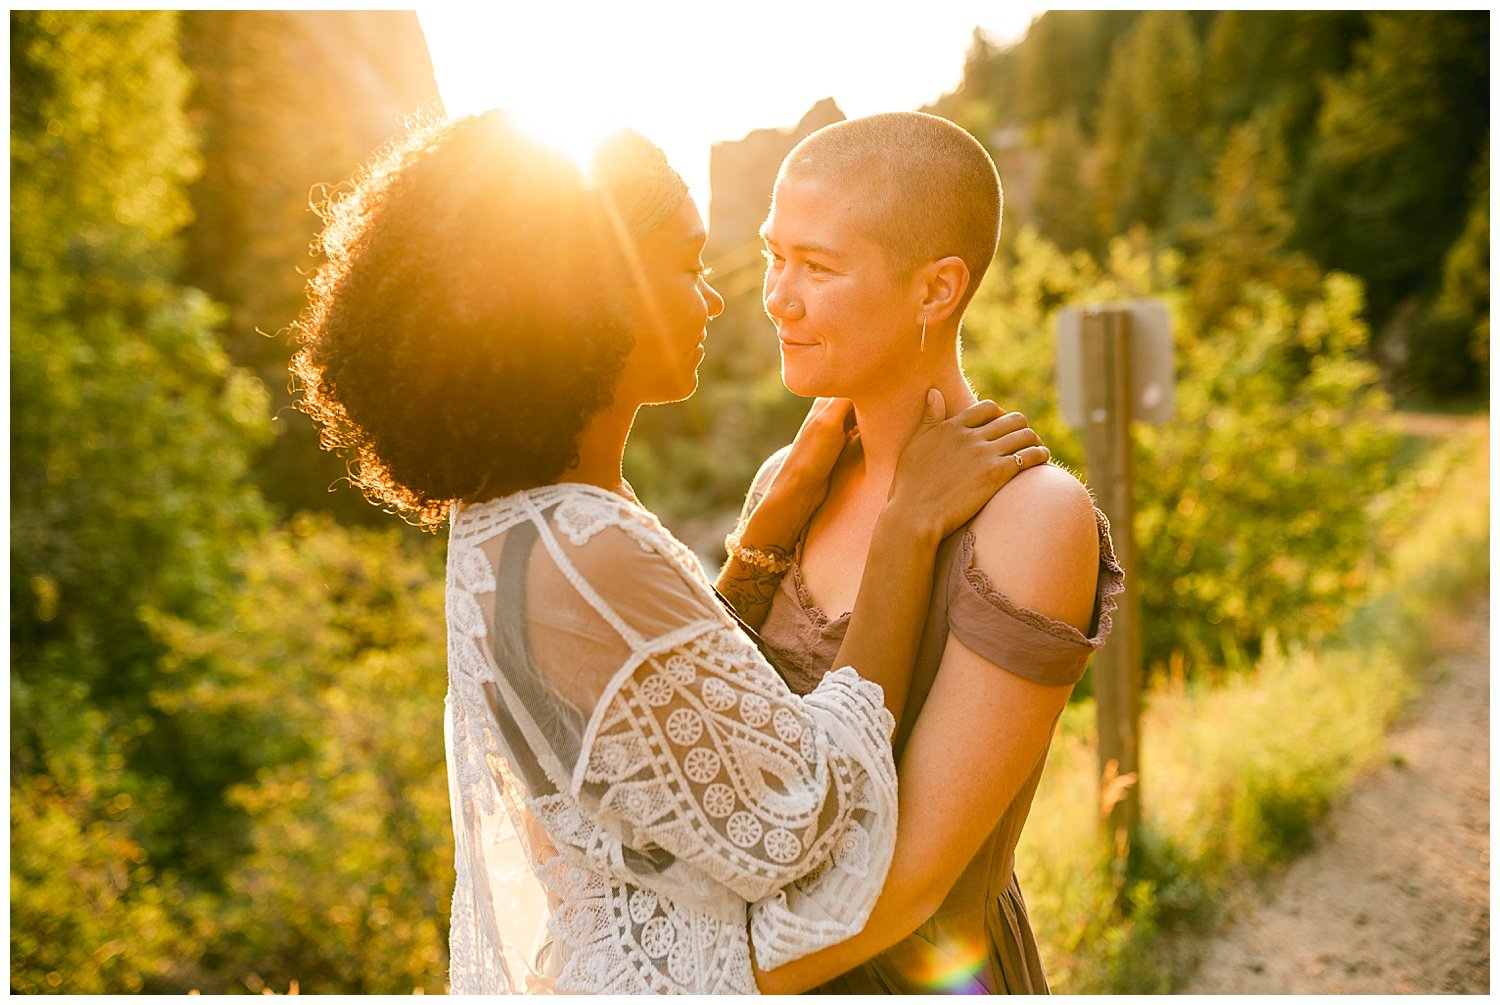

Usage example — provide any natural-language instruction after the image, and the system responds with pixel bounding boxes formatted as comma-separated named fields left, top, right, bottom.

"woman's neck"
left=852, top=351, right=978, bottom=485
left=566, top=399, right=639, bottom=499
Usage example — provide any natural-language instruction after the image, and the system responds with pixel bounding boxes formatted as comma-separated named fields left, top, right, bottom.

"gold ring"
left=1015, top=453, right=1025, bottom=468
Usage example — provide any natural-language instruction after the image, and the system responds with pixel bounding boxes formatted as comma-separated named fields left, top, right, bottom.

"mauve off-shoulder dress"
left=755, top=509, right=1125, bottom=994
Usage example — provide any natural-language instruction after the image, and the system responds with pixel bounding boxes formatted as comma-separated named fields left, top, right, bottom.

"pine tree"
left=1092, top=11, right=1208, bottom=242
left=1411, top=141, right=1490, bottom=397
left=1032, top=111, right=1098, bottom=254
left=1292, top=12, right=1488, bottom=342
left=1015, top=10, right=1138, bottom=133
left=1183, top=113, right=1321, bottom=330
left=1203, top=10, right=1366, bottom=161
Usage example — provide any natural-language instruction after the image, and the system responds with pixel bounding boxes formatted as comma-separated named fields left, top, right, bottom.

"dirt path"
left=1179, top=591, right=1491, bottom=994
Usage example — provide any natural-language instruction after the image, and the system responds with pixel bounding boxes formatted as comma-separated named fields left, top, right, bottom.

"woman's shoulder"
left=940, top=465, right=1122, bottom=685
left=973, top=462, right=1097, bottom=545
left=453, top=482, right=693, bottom=568
left=454, top=482, right=721, bottom=620
left=966, top=463, right=1103, bottom=636
left=454, top=482, right=662, bottom=539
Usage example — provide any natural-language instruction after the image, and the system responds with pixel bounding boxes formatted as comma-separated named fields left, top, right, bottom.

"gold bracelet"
left=724, top=529, right=792, bottom=576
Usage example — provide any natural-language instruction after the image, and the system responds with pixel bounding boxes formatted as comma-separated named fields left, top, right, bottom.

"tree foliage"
left=1202, top=11, right=1366, bottom=160
left=1014, top=10, right=1139, bottom=133
left=10, top=9, right=270, bottom=689
left=963, top=228, right=1398, bottom=674
left=149, top=516, right=452, bottom=992
left=11, top=675, right=206, bottom=993
left=1032, top=111, right=1097, bottom=255
left=1181, top=113, right=1321, bottom=331
left=1426, top=143, right=1491, bottom=377
left=11, top=10, right=270, bottom=992
left=1293, top=12, right=1488, bottom=297
left=946, top=10, right=1487, bottom=399
left=1092, top=11, right=1207, bottom=241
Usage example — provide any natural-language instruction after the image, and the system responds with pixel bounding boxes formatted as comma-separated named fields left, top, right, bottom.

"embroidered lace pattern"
left=443, top=484, right=898, bottom=994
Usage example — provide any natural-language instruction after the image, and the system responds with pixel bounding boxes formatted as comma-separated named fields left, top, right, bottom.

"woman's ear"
left=918, top=255, right=970, bottom=324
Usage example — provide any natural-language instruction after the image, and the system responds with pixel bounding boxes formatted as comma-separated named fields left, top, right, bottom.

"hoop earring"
left=920, top=318, right=927, bottom=354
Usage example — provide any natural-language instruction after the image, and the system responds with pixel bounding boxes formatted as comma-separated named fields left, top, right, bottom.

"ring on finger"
left=1015, top=452, right=1025, bottom=468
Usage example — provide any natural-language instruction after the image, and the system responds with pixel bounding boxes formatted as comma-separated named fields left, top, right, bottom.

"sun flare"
left=419, top=4, right=1044, bottom=210
left=505, top=103, right=626, bottom=180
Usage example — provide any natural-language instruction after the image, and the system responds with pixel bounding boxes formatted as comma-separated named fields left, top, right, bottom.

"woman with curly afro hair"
left=290, top=110, right=1049, bottom=994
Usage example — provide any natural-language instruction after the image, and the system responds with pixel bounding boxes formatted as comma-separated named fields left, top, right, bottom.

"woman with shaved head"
left=731, top=113, right=1124, bottom=994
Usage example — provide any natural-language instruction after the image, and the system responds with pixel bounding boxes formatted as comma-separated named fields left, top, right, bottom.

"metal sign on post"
left=1055, top=299, right=1174, bottom=857
left=1057, top=299, right=1175, bottom=428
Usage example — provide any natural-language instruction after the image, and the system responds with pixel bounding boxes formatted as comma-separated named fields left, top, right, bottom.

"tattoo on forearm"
left=719, top=563, right=785, bottom=624
left=721, top=454, right=792, bottom=626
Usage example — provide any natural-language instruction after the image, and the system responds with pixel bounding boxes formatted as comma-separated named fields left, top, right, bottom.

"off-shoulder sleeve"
left=506, top=492, right=897, bottom=969
left=944, top=508, right=1125, bottom=687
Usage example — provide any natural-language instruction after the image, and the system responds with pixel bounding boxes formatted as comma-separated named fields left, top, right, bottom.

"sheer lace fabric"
left=443, top=484, right=898, bottom=994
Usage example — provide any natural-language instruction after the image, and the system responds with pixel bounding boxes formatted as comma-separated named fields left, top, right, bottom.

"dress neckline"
left=465, top=480, right=645, bottom=514
left=788, top=524, right=983, bottom=631
left=788, top=550, right=851, bottom=629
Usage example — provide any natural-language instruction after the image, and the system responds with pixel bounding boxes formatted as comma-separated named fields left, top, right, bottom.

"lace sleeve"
left=519, top=492, right=898, bottom=970
left=576, top=632, right=896, bottom=968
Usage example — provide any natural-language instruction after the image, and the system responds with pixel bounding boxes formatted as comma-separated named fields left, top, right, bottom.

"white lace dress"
left=443, top=484, right=898, bottom=994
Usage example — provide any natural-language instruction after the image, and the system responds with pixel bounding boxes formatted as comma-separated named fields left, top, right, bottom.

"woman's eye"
left=761, top=249, right=783, bottom=267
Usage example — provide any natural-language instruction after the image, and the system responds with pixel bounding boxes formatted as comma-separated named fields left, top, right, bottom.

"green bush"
left=150, top=515, right=453, bottom=992
left=10, top=676, right=205, bottom=993
left=963, top=227, right=1399, bottom=676
left=1014, top=424, right=1487, bottom=992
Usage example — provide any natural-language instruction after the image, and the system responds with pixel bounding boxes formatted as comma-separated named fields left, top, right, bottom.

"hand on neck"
left=851, top=347, right=977, bottom=482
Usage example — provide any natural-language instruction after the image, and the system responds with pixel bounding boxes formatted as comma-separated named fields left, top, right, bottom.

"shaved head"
left=774, top=112, right=1003, bottom=314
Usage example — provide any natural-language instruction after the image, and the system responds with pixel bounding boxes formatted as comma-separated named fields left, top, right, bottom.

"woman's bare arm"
left=714, top=446, right=805, bottom=631
left=755, top=466, right=1101, bottom=991
left=715, top=399, right=851, bottom=630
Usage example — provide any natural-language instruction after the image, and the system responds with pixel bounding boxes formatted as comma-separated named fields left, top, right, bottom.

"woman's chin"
left=780, top=363, right=830, bottom=400
left=649, top=372, right=700, bottom=406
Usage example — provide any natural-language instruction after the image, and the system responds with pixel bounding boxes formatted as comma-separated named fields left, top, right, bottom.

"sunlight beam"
left=418, top=3, right=1046, bottom=210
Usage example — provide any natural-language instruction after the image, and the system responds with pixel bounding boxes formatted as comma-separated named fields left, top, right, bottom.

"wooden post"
left=1080, top=306, right=1143, bottom=854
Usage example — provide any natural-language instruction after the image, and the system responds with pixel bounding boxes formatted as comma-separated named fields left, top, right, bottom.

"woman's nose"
left=764, top=278, right=803, bottom=320
left=704, top=279, right=725, bottom=320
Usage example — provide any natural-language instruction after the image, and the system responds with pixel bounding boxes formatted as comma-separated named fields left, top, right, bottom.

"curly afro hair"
left=290, top=110, right=646, bottom=530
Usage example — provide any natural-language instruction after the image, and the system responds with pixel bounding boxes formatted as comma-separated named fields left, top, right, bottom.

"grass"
left=1016, top=420, right=1489, bottom=993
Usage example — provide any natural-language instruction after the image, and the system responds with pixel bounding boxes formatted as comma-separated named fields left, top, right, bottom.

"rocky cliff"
left=705, top=97, right=845, bottom=273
